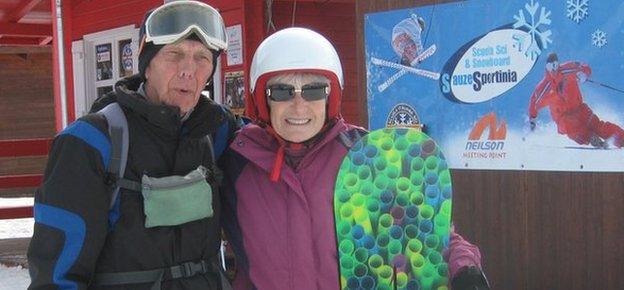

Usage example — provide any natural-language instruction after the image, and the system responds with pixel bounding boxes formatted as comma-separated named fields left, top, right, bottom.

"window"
left=74, top=25, right=139, bottom=117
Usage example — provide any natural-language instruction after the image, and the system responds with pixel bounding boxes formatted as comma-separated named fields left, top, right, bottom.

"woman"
left=220, top=27, right=488, bottom=290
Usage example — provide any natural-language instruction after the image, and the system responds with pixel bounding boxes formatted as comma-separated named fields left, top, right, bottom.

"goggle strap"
left=145, top=25, right=226, bottom=51
left=138, top=34, right=147, bottom=55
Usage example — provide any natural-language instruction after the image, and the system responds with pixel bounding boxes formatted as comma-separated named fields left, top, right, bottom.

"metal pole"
left=587, top=79, right=624, bottom=94
left=55, top=0, right=68, bottom=129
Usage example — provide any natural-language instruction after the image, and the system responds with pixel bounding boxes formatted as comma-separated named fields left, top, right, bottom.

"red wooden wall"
left=0, top=53, right=55, bottom=140
left=0, top=52, right=54, bottom=197
left=71, top=0, right=160, bottom=39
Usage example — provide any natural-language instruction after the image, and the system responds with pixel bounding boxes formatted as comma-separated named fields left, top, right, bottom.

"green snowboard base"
left=334, top=128, right=452, bottom=290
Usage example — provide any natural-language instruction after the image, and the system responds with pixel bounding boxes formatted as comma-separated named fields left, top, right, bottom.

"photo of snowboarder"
left=528, top=53, right=624, bottom=149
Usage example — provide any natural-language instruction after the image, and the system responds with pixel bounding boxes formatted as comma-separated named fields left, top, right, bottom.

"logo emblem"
left=386, top=103, right=422, bottom=129
left=468, top=112, right=507, bottom=140
left=463, top=112, right=507, bottom=159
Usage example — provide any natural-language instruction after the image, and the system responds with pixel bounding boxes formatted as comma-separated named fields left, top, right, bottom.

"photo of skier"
left=223, top=71, right=245, bottom=115
left=528, top=53, right=624, bottom=149
left=392, top=14, right=426, bottom=66
left=370, top=13, right=439, bottom=92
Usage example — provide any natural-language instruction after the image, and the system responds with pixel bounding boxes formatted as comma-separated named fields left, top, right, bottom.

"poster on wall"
left=226, top=24, right=243, bottom=66
left=95, top=43, right=113, bottom=81
left=118, top=39, right=134, bottom=78
left=365, top=0, right=624, bottom=172
left=224, top=71, right=245, bottom=115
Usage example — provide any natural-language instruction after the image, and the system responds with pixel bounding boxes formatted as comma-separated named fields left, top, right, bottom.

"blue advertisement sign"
left=365, top=0, right=624, bottom=171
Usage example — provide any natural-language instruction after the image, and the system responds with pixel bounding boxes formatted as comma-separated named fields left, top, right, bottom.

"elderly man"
left=27, top=1, right=238, bottom=289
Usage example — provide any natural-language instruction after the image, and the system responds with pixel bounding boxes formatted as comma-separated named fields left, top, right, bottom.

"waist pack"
left=142, top=165, right=214, bottom=228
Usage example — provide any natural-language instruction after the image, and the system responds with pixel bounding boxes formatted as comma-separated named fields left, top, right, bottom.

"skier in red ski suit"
left=528, top=53, right=624, bottom=148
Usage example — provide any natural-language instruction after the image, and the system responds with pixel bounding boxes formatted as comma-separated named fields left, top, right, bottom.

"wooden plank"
left=0, top=139, right=52, bottom=158
left=0, top=238, right=30, bottom=267
left=0, top=22, right=52, bottom=37
left=0, top=206, right=33, bottom=220
left=0, top=156, right=48, bottom=176
left=0, top=37, right=43, bottom=46
left=38, top=36, right=52, bottom=45
left=2, top=0, right=44, bottom=22
left=0, top=45, right=50, bottom=54
left=0, top=174, right=43, bottom=189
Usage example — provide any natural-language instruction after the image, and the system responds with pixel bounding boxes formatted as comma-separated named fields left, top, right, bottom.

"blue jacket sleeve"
left=27, top=120, right=112, bottom=290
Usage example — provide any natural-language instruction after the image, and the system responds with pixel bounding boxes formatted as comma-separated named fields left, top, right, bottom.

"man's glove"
left=577, top=71, right=587, bottom=83
left=529, top=118, right=536, bottom=131
left=451, top=266, right=490, bottom=290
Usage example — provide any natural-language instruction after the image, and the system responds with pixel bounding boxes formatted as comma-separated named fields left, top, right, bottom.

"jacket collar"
left=232, top=119, right=349, bottom=172
left=114, top=75, right=225, bottom=138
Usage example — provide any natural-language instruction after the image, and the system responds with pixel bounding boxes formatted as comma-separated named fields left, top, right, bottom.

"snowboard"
left=334, top=128, right=452, bottom=290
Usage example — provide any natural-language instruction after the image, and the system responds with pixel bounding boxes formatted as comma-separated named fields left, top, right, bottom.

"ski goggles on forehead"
left=144, top=1, right=227, bottom=51
left=266, top=83, right=330, bottom=102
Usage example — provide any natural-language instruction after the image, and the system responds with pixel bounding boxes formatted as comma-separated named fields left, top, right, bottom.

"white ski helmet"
left=247, top=27, right=344, bottom=123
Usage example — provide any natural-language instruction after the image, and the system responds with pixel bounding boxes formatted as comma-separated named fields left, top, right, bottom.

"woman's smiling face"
left=267, top=73, right=330, bottom=143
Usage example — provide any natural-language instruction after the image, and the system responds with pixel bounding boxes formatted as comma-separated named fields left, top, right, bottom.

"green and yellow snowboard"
left=334, top=128, right=452, bottom=290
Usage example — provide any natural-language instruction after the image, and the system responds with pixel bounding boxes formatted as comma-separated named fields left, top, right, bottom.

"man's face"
left=267, top=73, right=329, bottom=143
left=144, top=39, right=214, bottom=114
left=546, top=61, right=559, bottom=75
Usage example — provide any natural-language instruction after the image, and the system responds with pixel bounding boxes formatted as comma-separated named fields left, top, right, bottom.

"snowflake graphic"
left=513, top=0, right=553, bottom=60
left=566, top=0, right=589, bottom=24
left=591, top=29, right=607, bottom=48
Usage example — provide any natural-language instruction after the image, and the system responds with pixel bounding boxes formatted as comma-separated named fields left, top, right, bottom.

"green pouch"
left=141, top=166, right=214, bottom=228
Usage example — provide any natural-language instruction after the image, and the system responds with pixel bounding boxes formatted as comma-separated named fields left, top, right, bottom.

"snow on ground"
left=0, top=198, right=34, bottom=239
left=0, top=217, right=33, bottom=240
left=0, top=264, right=30, bottom=289
left=0, top=198, right=33, bottom=207
left=1, top=198, right=33, bottom=288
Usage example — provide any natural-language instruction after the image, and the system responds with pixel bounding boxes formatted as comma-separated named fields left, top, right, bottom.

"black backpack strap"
left=94, top=268, right=165, bottom=289
left=93, top=258, right=232, bottom=290
left=338, top=127, right=368, bottom=149
left=212, top=109, right=230, bottom=161
left=204, top=134, right=224, bottom=186
left=116, top=178, right=143, bottom=192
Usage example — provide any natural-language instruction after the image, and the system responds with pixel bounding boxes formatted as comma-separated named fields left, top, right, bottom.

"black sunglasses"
left=266, top=83, right=330, bottom=102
